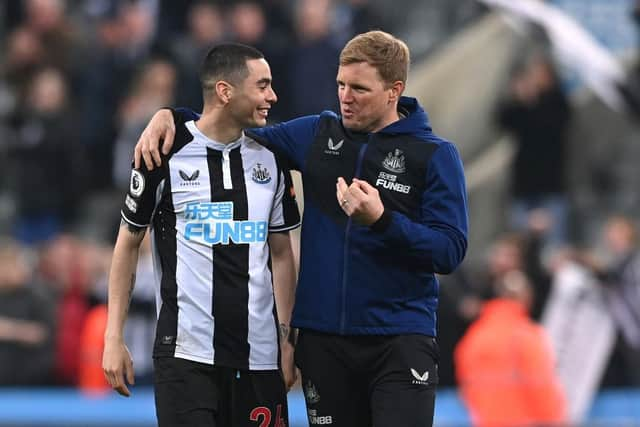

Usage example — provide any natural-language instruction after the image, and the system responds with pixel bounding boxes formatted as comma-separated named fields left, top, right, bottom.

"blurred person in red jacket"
left=455, top=269, right=567, bottom=427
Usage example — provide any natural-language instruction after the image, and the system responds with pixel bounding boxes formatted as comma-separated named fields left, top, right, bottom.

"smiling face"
left=337, top=61, right=402, bottom=133
left=227, top=58, right=277, bottom=128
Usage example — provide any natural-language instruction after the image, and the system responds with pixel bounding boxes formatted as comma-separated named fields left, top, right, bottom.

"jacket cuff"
left=370, top=209, right=392, bottom=233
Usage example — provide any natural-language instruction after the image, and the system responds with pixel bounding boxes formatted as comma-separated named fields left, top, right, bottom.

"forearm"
left=105, top=225, right=145, bottom=341
left=373, top=211, right=467, bottom=274
left=269, top=233, right=297, bottom=342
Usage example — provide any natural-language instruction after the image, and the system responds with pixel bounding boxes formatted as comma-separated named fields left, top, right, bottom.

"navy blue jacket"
left=178, top=96, right=468, bottom=336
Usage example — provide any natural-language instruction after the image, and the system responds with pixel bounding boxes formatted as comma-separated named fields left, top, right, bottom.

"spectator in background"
left=78, top=3, right=132, bottom=190
left=20, top=0, right=83, bottom=79
left=258, top=0, right=295, bottom=42
left=37, top=235, right=109, bottom=386
left=156, top=0, right=195, bottom=37
left=471, top=233, right=551, bottom=321
left=634, top=0, right=640, bottom=46
left=455, top=270, right=567, bottom=427
left=496, top=53, right=572, bottom=255
left=1, top=28, right=45, bottom=111
left=288, top=0, right=341, bottom=117
left=345, top=0, right=387, bottom=35
left=5, top=67, right=87, bottom=244
left=112, top=58, right=177, bottom=189
left=333, top=0, right=388, bottom=44
left=78, top=303, right=110, bottom=394
left=79, top=0, right=157, bottom=190
left=169, top=0, right=224, bottom=110
left=227, top=1, right=292, bottom=121
left=622, top=0, right=640, bottom=118
left=599, top=215, right=640, bottom=386
left=0, top=238, right=56, bottom=385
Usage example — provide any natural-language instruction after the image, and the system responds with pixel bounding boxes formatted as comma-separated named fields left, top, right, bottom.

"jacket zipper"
left=340, top=141, right=369, bottom=333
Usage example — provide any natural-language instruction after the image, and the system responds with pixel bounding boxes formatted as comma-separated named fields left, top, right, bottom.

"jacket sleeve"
left=372, top=142, right=468, bottom=274
left=246, top=115, right=320, bottom=172
left=174, top=107, right=199, bottom=122
left=173, top=108, right=320, bottom=171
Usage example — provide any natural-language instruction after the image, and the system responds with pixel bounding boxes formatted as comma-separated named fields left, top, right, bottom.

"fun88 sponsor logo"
left=184, top=201, right=267, bottom=244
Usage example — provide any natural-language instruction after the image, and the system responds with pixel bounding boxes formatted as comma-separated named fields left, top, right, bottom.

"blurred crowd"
left=0, top=1, right=639, bottom=424
left=0, top=0, right=390, bottom=242
left=0, top=0, right=390, bottom=389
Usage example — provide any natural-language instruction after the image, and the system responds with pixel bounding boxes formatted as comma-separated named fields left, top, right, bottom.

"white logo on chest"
left=324, top=137, right=344, bottom=156
left=251, top=163, right=271, bottom=184
left=375, top=171, right=411, bottom=194
left=382, top=149, right=406, bottom=173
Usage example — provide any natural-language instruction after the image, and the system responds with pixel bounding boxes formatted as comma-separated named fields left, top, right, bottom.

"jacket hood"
left=380, top=96, right=432, bottom=135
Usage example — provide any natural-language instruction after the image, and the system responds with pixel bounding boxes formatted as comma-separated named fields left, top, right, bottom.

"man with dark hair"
left=133, top=31, right=468, bottom=427
left=103, top=43, right=300, bottom=426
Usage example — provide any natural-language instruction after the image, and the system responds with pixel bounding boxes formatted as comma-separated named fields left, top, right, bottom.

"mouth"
left=257, top=107, right=270, bottom=118
left=341, top=106, right=354, bottom=118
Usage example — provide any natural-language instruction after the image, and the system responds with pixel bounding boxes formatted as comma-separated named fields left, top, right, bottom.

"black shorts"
left=294, top=331, right=439, bottom=427
left=153, top=357, right=288, bottom=427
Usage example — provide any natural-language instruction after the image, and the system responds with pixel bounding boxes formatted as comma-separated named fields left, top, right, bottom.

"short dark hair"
left=200, top=43, right=264, bottom=92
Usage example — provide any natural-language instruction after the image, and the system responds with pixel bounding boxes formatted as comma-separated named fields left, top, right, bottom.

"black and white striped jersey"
left=120, top=120, right=300, bottom=370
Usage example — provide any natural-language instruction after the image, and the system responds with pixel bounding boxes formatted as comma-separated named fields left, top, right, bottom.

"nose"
left=267, top=87, right=278, bottom=104
left=340, top=86, right=354, bottom=103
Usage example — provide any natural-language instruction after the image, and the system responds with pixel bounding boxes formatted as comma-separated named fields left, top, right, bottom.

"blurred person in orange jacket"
left=455, top=269, right=567, bottom=427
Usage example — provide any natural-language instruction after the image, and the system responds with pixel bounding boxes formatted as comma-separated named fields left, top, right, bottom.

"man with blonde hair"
left=133, top=31, right=468, bottom=427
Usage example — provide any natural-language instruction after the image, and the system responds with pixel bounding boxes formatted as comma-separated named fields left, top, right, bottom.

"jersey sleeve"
left=120, top=163, right=165, bottom=229
left=269, top=156, right=301, bottom=233
left=246, top=115, right=321, bottom=172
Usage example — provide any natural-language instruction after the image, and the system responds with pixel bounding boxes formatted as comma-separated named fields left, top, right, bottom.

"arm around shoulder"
left=134, top=107, right=199, bottom=170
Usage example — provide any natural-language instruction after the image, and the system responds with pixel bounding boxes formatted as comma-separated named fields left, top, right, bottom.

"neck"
left=370, top=105, right=402, bottom=133
left=196, top=104, right=243, bottom=143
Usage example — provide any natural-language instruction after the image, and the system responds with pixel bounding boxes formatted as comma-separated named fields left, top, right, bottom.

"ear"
left=387, top=81, right=405, bottom=104
left=215, top=81, right=234, bottom=104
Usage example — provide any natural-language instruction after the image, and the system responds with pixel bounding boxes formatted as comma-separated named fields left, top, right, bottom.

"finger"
left=148, top=133, right=162, bottom=168
left=336, top=182, right=345, bottom=204
left=111, top=370, right=125, bottom=390
left=125, top=360, right=135, bottom=386
left=336, top=177, right=349, bottom=194
left=134, top=144, right=142, bottom=170
left=115, top=383, right=131, bottom=397
left=141, top=144, right=155, bottom=171
left=347, top=182, right=368, bottom=202
left=336, top=178, right=350, bottom=207
left=103, top=370, right=115, bottom=387
left=110, top=368, right=131, bottom=397
left=352, top=178, right=376, bottom=194
left=162, top=124, right=176, bottom=156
